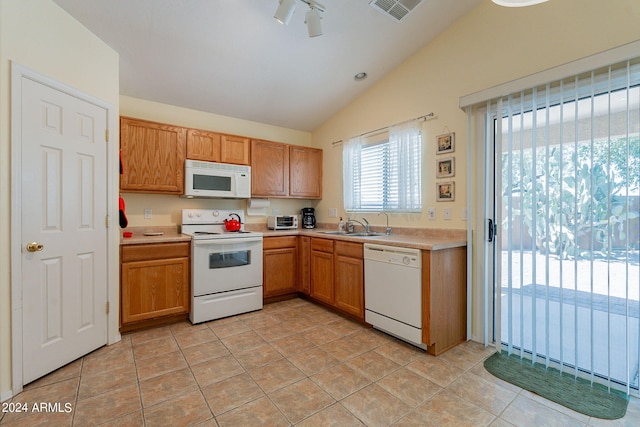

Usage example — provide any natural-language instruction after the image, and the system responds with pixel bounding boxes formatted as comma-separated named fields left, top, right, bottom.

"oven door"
left=191, top=236, right=263, bottom=296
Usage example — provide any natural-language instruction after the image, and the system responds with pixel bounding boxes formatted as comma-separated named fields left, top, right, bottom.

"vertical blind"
left=343, top=120, right=422, bottom=212
left=490, top=58, right=640, bottom=394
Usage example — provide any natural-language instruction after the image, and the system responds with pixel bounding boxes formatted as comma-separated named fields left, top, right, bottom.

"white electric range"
left=181, top=209, right=263, bottom=324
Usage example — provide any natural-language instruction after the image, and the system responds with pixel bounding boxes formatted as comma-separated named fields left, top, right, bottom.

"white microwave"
left=183, top=160, right=251, bottom=199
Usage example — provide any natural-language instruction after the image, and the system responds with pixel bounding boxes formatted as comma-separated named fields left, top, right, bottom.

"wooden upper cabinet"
left=251, top=139, right=289, bottom=197
left=250, top=139, right=323, bottom=199
left=221, top=134, right=250, bottom=165
left=289, top=145, right=322, bottom=199
left=120, top=117, right=186, bottom=194
left=186, top=129, right=221, bottom=162
left=186, top=130, right=250, bottom=165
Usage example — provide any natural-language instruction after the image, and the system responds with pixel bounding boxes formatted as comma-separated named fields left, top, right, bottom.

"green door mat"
left=484, top=352, right=629, bottom=420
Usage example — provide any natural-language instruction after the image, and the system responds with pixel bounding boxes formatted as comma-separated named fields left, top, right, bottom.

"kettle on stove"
left=224, top=213, right=242, bottom=231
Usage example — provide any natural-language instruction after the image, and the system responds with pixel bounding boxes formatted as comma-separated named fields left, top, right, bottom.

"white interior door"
left=19, top=75, right=108, bottom=384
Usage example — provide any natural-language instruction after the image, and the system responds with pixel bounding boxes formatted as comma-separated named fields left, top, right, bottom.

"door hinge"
left=106, top=214, right=110, bottom=228
left=106, top=301, right=110, bottom=314
left=105, top=129, right=109, bottom=142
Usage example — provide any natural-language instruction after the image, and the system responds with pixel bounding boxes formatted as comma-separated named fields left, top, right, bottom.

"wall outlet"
left=328, top=208, right=338, bottom=218
left=427, top=207, right=436, bottom=220
left=443, top=208, right=452, bottom=220
left=144, top=208, right=152, bottom=219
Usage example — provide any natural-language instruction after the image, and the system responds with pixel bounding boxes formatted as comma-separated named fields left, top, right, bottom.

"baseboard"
left=1, top=389, right=13, bottom=403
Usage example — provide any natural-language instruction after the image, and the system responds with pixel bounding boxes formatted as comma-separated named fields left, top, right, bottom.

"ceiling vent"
left=369, top=0, right=423, bottom=21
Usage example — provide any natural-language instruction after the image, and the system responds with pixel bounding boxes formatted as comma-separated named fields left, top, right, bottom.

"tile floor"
left=1, top=298, right=639, bottom=426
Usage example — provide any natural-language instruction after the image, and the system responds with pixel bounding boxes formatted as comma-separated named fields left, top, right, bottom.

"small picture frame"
left=436, top=157, right=455, bottom=178
left=436, top=181, right=455, bottom=202
left=436, top=132, right=455, bottom=154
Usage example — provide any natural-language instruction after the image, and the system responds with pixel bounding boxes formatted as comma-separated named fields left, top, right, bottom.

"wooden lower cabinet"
left=120, top=242, right=190, bottom=330
left=422, top=246, right=467, bottom=356
left=307, top=238, right=365, bottom=320
left=309, top=238, right=334, bottom=305
left=263, top=236, right=298, bottom=298
left=334, top=241, right=364, bottom=319
left=298, top=236, right=311, bottom=295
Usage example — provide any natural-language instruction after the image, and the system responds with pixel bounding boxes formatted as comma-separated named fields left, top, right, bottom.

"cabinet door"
left=298, top=236, right=311, bottom=295
left=334, top=255, right=364, bottom=319
left=121, top=257, right=190, bottom=324
left=310, top=250, right=334, bottom=305
left=221, top=134, right=250, bottom=165
left=251, top=139, right=289, bottom=197
left=186, top=129, right=221, bottom=162
left=263, top=247, right=298, bottom=297
left=120, top=117, right=186, bottom=194
left=289, top=145, right=323, bottom=199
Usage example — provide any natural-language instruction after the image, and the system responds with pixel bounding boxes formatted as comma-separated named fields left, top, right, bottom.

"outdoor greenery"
left=503, top=136, right=640, bottom=259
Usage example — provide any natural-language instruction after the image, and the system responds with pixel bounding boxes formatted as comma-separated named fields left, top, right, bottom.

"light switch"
left=427, top=207, right=436, bottom=220
left=443, top=208, right=452, bottom=220
left=328, top=208, right=338, bottom=218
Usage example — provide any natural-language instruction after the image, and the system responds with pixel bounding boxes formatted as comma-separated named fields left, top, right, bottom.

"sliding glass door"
left=494, top=59, right=640, bottom=394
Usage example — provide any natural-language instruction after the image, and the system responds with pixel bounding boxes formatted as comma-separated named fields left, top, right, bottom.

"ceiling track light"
left=274, top=0, right=325, bottom=37
left=274, top=0, right=297, bottom=25
left=305, top=4, right=323, bottom=37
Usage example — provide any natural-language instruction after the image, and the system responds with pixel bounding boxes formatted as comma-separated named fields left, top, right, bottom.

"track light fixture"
left=305, top=6, right=322, bottom=37
left=274, top=0, right=325, bottom=37
left=274, top=0, right=296, bottom=25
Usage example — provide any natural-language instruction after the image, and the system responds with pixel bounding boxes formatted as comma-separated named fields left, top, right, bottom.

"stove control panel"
left=182, top=209, right=245, bottom=225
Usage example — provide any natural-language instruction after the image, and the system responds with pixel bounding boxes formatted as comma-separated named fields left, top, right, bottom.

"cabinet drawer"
left=121, top=242, right=190, bottom=262
left=263, top=236, right=298, bottom=250
left=311, top=238, right=334, bottom=253
left=335, top=241, right=363, bottom=259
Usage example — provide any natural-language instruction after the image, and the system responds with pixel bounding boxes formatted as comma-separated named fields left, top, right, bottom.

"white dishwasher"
left=364, top=243, right=425, bottom=349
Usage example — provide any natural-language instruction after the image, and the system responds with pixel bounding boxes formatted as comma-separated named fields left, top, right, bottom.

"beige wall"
left=312, top=0, right=640, bottom=340
left=119, top=96, right=317, bottom=227
left=0, top=0, right=119, bottom=400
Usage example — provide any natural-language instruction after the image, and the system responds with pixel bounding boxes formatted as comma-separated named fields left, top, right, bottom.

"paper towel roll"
left=247, top=198, right=269, bottom=216
left=248, top=198, right=270, bottom=208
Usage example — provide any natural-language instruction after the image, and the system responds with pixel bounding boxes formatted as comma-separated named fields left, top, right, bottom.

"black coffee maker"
left=301, top=207, right=316, bottom=229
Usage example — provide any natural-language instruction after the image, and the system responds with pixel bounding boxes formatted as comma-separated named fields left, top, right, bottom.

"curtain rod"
left=331, top=112, right=436, bottom=146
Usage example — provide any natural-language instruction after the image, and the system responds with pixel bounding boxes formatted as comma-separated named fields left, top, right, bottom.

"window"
left=343, top=120, right=422, bottom=212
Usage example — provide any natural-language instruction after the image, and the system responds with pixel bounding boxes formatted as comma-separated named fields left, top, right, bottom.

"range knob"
left=211, top=210, right=219, bottom=217
left=402, top=256, right=411, bottom=265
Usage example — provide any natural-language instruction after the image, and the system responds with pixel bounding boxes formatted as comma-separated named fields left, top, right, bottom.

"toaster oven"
left=267, top=215, right=298, bottom=230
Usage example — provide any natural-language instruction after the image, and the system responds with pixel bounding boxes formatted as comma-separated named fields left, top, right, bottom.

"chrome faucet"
left=346, top=218, right=368, bottom=233
left=378, top=211, right=392, bottom=235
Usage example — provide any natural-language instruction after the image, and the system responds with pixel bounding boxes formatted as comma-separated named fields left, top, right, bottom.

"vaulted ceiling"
left=53, top=0, right=483, bottom=131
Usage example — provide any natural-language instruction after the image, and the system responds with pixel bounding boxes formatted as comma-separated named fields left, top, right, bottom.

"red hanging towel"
left=119, top=196, right=128, bottom=228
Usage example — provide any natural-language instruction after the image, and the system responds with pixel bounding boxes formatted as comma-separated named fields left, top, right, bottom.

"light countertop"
left=120, top=225, right=467, bottom=251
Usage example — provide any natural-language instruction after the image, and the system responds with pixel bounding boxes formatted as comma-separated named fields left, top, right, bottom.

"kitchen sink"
left=317, top=231, right=387, bottom=237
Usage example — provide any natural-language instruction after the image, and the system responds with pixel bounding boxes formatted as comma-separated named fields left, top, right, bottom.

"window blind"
left=343, top=120, right=422, bottom=212
left=490, top=58, right=640, bottom=395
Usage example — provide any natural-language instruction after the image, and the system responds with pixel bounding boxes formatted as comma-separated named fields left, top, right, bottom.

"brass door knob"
left=26, top=242, right=44, bottom=252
